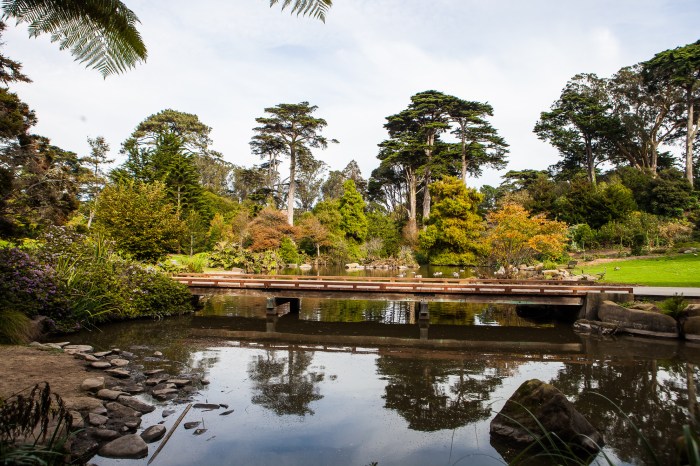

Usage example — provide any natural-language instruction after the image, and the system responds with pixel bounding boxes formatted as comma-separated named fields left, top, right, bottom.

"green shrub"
left=661, top=294, right=688, bottom=321
left=279, top=237, right=300, bottom=265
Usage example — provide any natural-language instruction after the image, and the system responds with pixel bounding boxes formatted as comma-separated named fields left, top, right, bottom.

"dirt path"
left=0, top=345, right=89, bottom=401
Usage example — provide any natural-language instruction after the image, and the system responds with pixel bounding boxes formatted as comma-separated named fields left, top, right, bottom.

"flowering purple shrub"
left=0, top=247, right=67, bottom=320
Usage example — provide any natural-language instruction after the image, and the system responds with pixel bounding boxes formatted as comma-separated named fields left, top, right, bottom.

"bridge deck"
left=174, top=273, right=633, bottom=305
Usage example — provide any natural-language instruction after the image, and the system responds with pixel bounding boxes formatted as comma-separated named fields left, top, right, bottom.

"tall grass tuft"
left=0, top=309, right=33, bottom=344
left=0, top=383, right=72, bottom=465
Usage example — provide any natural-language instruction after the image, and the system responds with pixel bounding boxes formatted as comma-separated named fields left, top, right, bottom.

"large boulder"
left=98, top=434, right=148, bottom=459
left=598, top=301, right=678, bottom=338
left=490, top=379, right=603, bottom=454
left=684, top=316, right=700, bottom=341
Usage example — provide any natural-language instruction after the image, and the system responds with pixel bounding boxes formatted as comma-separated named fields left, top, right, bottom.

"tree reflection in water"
left=550, top=359, right=700, bottom=465
left=247, top=346, right=324, bottom=416
left=376, top=354, right=513, bottom=432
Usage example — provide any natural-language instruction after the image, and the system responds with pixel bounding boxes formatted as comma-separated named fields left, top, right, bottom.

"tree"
left=269, top=0, right=333, bottom=22
left=418, top=176, right=485, bottom=265
left=447, top=99, right=508, bottom=185
left=3, top=0, right=147, bottom=77
left=385, top=90, right=453, bottom=220
left=246, top=207, right=298, bottom=251
left=322, top=160, right=366, bottom=200
left=297, top=213, right=331, bottom=258
left=93, top=181, right=185, bottom=262
left=534, top=74, right=613, bottom=185
left=81, top=136, right=113, bottom=228
left=251, top=102, right=335, bottom=225
left=644, top=40, right=700, bottom=187
left=484, top=203, right=569, bottom=273
left=338, top=179, right=367, bottom=243
left=295, top=153, right=327, bottom=211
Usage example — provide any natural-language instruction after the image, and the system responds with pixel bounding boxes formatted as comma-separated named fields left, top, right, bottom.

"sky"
left=3, top=0, right=700, bottom=189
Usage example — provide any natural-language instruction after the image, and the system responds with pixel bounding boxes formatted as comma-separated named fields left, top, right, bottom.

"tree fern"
left=269, top=0, right=332, bottom=22
left=2, top=0, right=147, bottom=77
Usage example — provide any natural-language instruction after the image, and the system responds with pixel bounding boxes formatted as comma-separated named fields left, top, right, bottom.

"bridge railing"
left=173, top=274, right=633, bottom=296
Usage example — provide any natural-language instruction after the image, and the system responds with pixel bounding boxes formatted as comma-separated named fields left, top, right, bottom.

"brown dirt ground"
left=0, top=345, right=89, bottom=401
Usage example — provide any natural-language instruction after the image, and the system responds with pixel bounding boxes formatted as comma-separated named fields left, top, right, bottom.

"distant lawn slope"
left=579, top=254, right=700, bottom=287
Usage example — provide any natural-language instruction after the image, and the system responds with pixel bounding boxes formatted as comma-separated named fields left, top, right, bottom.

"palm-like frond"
left=2, top=0, right=147, bottom=77
left=269, top=0, right=332, bottom=22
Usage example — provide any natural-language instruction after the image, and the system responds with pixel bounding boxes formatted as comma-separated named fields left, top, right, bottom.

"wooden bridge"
left=174, top=273, right=634, bottom=307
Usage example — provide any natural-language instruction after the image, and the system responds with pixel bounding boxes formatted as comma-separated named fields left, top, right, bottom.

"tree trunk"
left=287, top=149, right=296, bottom=225
left=406, top=173, right=418, bottom=243
left=422, top=133, right=435, bottom=222
left=686, top=91, right=696, bottom=188
left=585, top=138, right=596, bottom=186
left=461, top=130, right=468, bottom=187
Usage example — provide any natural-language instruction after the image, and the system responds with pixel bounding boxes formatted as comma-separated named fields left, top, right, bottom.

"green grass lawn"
left=579, top=254, right=700, bottom=287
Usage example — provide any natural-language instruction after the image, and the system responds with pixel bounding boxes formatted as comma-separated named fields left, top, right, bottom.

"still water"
left=69, top=295, right=700, bottom=466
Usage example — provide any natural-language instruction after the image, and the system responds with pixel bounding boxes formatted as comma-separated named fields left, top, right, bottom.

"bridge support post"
left=419, top=320, right=429, bottom=340
left=266, top=297, right=276, bottom=315
left=418, top=301, right=429, bottom=321
left=266, top=314, right=278, bottom=333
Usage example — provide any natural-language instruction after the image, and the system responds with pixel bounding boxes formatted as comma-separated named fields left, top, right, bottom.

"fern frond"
left=2, top=0, right=147, bottom=77
left=269, top=0, right=332, bottom=22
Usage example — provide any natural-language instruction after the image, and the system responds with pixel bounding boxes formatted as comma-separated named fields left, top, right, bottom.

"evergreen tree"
left=339, top=179, right=368, bottom=243
left=418, top=176, right=485, bottom=265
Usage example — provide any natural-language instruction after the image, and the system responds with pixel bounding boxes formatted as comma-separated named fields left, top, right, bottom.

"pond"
left=65, top=295, right=700, bottom=466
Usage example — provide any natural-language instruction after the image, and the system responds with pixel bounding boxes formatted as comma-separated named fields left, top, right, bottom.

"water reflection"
left=377, top=351, right=513, bottom=432
left=248, top=346, right=324, bottom=416
left=59, top=297, right=700, bottom=466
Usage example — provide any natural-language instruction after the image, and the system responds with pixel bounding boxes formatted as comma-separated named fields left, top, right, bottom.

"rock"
left=490, top=379, right=603, bottom=454
left=105, top=402, right=142, bottom=418
left=220, top=410, right=234, bottom=416
left=162, top=409, right=176, bottom=418
left=145, top=378, right=166, bottom=386
left=29, top=341, right=51, bottom=350
left=90, top=428, right=120, bottom=440
left=120, top=351, right=135, bottom=359
left=105, top=369, right=131, bottom=379
left=81, top=377, right=105, bottom=392
left=79, top=353, right=100, bottom=362
left=69, top=410, right=84, bottom=429
left=64, top=397, right=105, bottom=411
left=64, top=344, right=94, bottom=354
left=684, top=316, right=700, bottom=341
left=123, top=418, right=142, bottom=430
left=96, top=389, right=125, bottom=401
left=90, top=361, right=112, bottom=369
left=152, top=388, right=178, bottom=400
left=573, top=319, right=618, bottom=336
left=93, top=351, right=112, bottom=358
left=44, top=342, right=65, bottom=350
left=153, top=351, right=163, bottom=357
left=201, top=378, right=210, bottom=385
left=98, top=434, right=148, bottom=459
left=91, top=406, right=108, bottom=416
left=183, top=421, right=200, bottom=429
left=118, top=396, right=155, bottom=414
left=111, top=348, right=121, bottom=353
left=53, top=341, right=70, bottom=347
left=193, top=428, right=207, bottom=435
left=686, top=304, right=700, bottom=318
left=167, top=379, right=192, bottom=387
left=110, top=358, right=130, bottom=367
left=598, top=301, right=678, bottom=338
left=141, top=425, right=166, bottom=443
left=143, top=369, right=165, bottom=376
left=193, top=403, right=220, bottom=410
left=116, top=384, right=145, bottom=394
left=69, top=436, right=99, bottom=461
left=88, top=413, right=108, bottom=426
left=629, top=302, right=660, bottom=312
